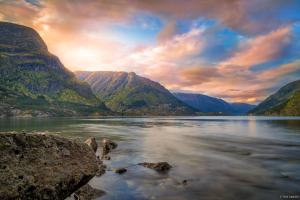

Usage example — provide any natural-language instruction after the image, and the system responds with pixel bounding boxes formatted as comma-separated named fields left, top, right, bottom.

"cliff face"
left=0, top=132, right=98, bottom=200
left=0, top=22, right=109, bottom=117
left=76, top=71, right=196, bottom=115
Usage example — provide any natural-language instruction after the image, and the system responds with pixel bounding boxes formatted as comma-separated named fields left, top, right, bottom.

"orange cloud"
left=0, top=0, right=40, bottom=25
left=179, top=67, right=221, bottom=85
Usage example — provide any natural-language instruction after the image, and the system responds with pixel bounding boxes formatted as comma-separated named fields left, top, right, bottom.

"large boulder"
left=0, top=132, right=98, bottom=200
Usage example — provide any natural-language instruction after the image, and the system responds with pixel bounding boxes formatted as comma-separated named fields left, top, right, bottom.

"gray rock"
left=84, top=137, right=98, bottom=153
left=138, top=162, right=172, bottom=172
left=114, top=168, right=127, bottom=174
left=101, top=139, right=117, bottom=159
left=182, top=180, right=188, bottom=185
left=0, top=132, right=98, bottom=200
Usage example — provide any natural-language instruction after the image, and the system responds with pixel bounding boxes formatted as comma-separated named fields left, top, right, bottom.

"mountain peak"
left=75, top=71, right=195, bottom=115
left=0, top=21, right=48, bottom=51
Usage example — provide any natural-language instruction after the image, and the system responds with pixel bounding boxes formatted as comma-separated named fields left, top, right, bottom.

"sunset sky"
left=1, top=0, right=300, bottom=103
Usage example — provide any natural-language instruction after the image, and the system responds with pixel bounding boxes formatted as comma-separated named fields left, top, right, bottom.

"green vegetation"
left=250, top=80, right=300, bottom=116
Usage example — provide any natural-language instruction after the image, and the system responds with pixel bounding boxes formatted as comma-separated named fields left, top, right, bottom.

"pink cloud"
left=129, top=28, right=204, bottom=64
left=222, top=27, right=291, bottom=68
left=258, top=60, right=300, bottom=81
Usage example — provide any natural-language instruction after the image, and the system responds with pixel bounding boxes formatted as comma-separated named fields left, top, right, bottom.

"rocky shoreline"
left=0, top=132, right=173, bottom=200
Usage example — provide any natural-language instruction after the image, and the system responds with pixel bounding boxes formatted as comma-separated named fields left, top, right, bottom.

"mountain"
left=75, top=71, right=196, bottom=115
left=230, top=103, right=256, bottom=114
left=173, top=93, right=255, bottom=115
left=0, top=22, right=109, bottom=117
left=249, top=80, right=300, bottom=116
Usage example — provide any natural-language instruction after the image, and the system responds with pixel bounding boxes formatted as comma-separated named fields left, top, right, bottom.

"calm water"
left=1, top=116, right=300, bottom=200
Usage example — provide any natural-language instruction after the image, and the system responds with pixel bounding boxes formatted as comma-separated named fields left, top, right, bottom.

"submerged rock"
left=84, top=137, right=98, bottom=153
left=138, top=162, right=172, bottom=172
left=114, top=168, right=127, bottom=174
left=0, top=132, right=98, bottom=200
left=101, top=138, right=117, bottom=159
left=74, top=184, right=105, bottom=200
left=182, top=180, right=188, bottom=185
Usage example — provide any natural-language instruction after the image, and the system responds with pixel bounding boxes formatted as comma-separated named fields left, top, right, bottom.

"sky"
left=1, top=0, right=300, bottom=103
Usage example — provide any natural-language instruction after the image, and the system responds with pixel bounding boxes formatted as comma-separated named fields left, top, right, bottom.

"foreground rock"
left=0, top=132, right=98, bottom=200
left=138, top=162, right=172, bottom=172
left=74, top=184, right=105, bottom=200
left=85, top=137, right=98, bottom=153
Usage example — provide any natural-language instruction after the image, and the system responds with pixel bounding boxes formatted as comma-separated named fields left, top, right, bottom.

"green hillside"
left=0, top=22, right=109, bottom=117
left=75, top=71, right=196, bottom=115
left=249, top=80, right=300, bottom=116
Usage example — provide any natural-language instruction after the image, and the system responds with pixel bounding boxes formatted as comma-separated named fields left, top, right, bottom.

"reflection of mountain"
left=266, top=120, right=300, bottom=132
left=250, top=80, right=300, bottom=116
left=0, top=22, right=108, bottom=117
left=173, top=93, right=255, bottom=115
left=75, top=71, right=196, bottom=115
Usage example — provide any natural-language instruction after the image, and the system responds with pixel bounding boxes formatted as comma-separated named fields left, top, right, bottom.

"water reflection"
left=0, top=116, right=300, bottom=199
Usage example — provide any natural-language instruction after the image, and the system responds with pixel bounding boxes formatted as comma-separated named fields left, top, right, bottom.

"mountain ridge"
left=173, top=92, right=255, bottom=115
left=75, top=71, right=196, bottom=115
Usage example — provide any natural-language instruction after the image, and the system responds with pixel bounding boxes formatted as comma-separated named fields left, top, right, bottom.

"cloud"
left=2, top=0, right=300, bottom=36
left=179, top=67, right=221, bottom=85
left=117, top=28, right=206, bottom=86
left=157, top=20, right=178, bottom=42
left=258, top=60, right=300, bottom=81
left=1, top=0, right=299, bottom=103
left=222, top=27, right=292, bottom=68
left=143, top=27, right=299, bottom=103
left=129, top=28, right=204, bottom=65
left=0, top=0, right=40, bottom=25
left=175, top=60, right=300, bottom=103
